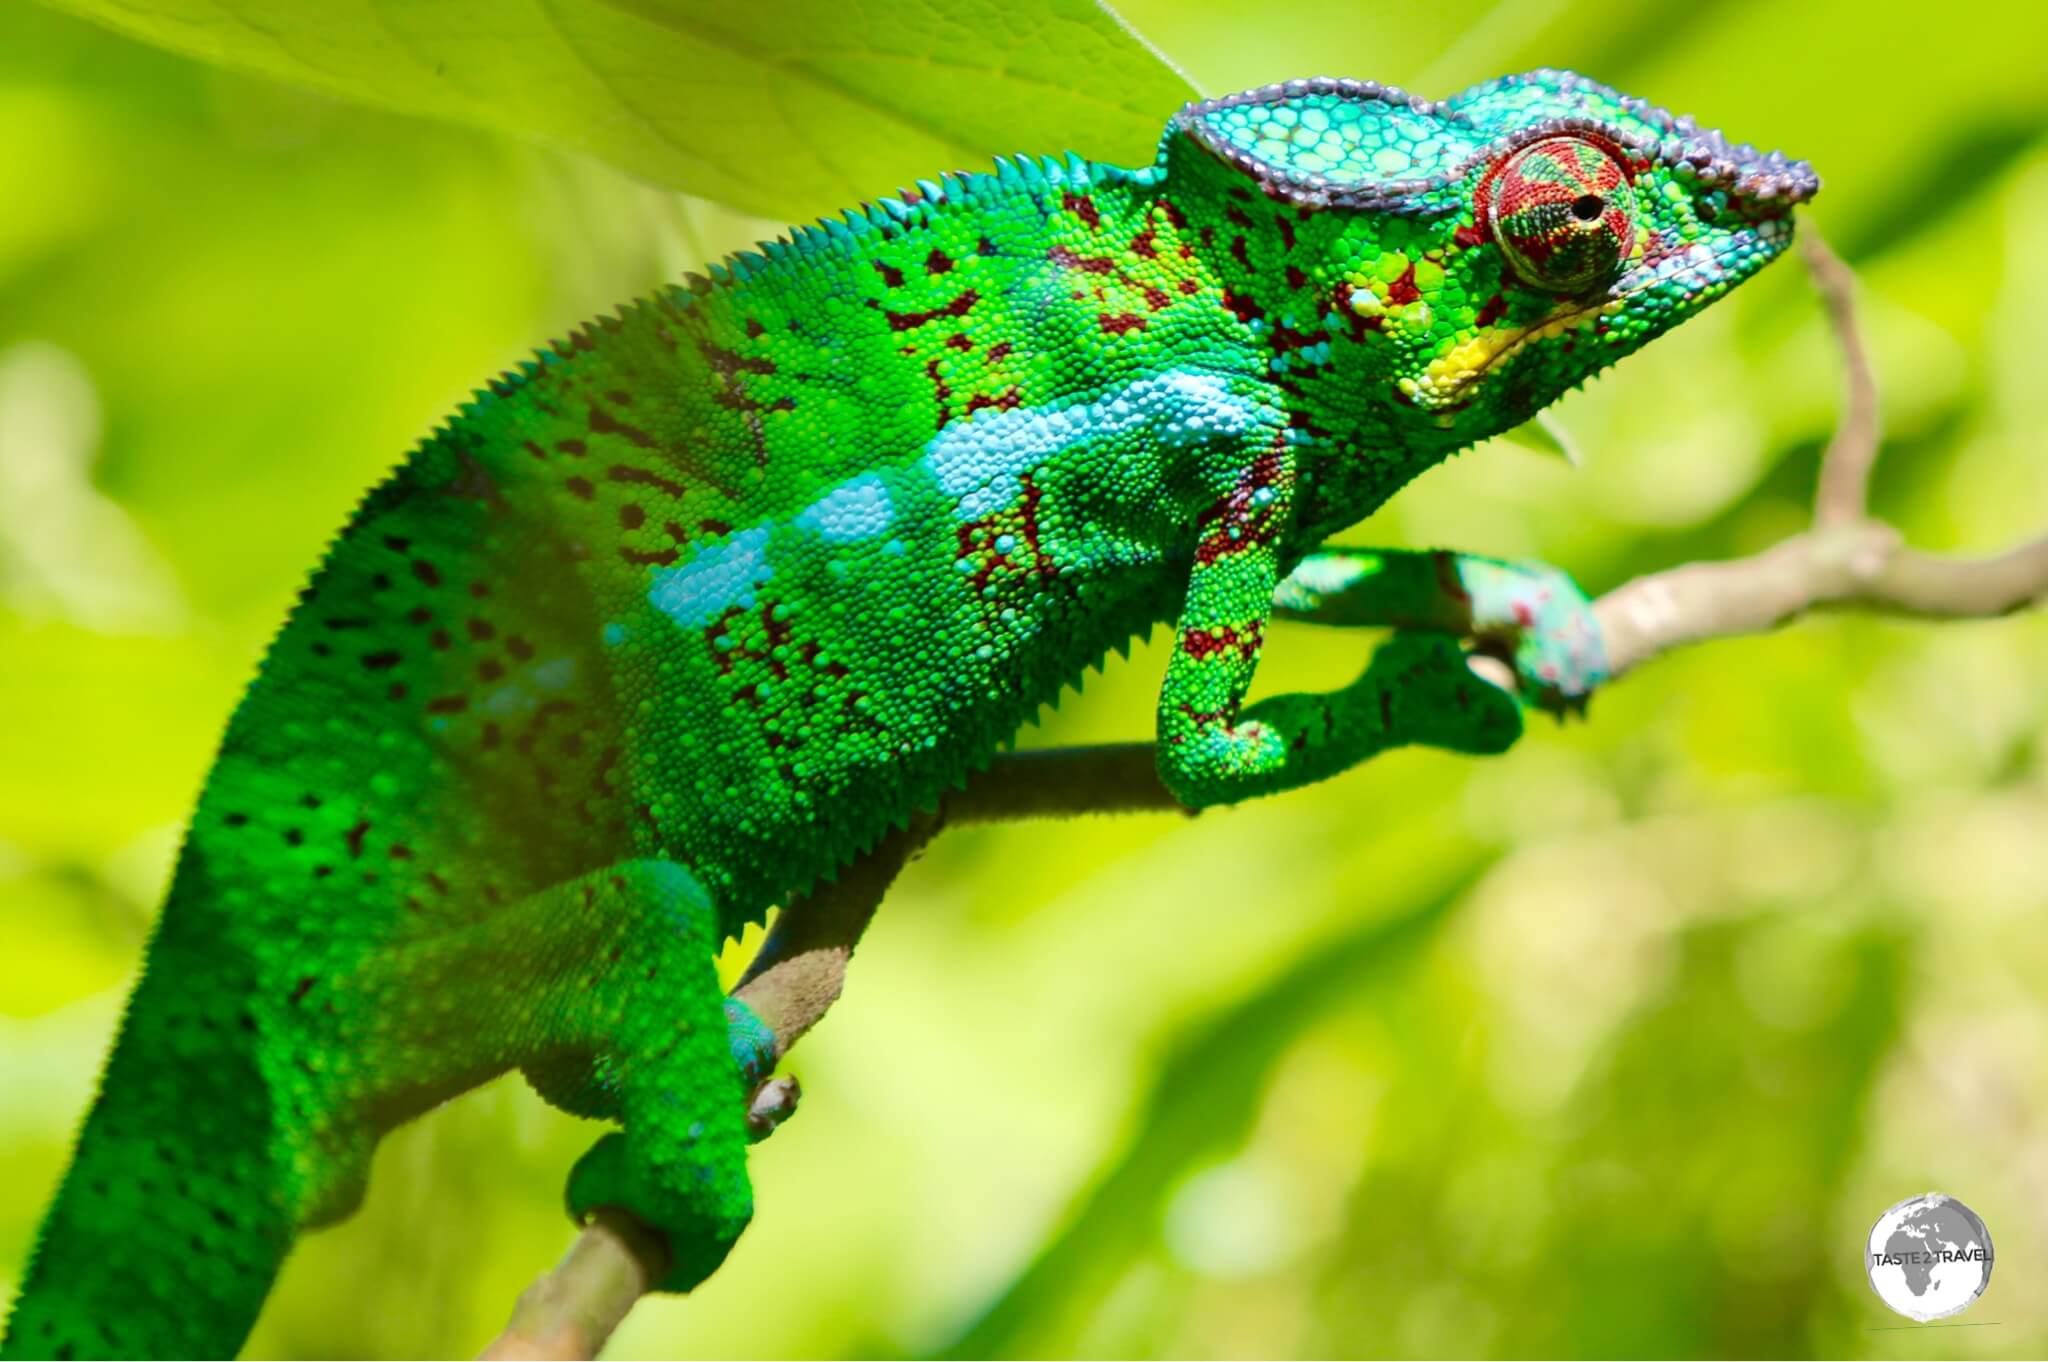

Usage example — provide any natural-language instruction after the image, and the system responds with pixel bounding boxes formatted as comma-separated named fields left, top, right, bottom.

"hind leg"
left=351, top=857, right=766, bottom=1292
left=520, top=860, right=764, bottom=1293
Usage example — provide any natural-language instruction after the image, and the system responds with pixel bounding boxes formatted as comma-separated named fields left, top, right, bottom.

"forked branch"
left=1594, top=228, right=2048, bottom=676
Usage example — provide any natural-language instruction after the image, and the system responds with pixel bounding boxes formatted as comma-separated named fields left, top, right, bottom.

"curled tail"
left=4, top=936, right=296, bottom=1360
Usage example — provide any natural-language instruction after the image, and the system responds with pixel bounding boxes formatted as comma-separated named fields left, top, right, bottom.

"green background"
left=1, top=0, right=2045, bottom=1355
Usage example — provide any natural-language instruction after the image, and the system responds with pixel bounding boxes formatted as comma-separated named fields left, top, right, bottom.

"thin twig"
left=727, top=745, right=1185, bottom=1062
left=479, top=1210, right=666, bottom=1361
left=1804, top=229, right=1882, bottom=524
left=732, top=816, right=931, bottom=1054
left=1594, top=523, right=2048, bottom=678
left=482, top=224, right=2048, bottom=1359
left=948, top=743, right=1185, bottom=824
left=1597, top=222, right=2047, bottom=675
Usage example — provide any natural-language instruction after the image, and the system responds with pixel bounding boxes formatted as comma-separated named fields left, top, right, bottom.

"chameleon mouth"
left=1413, top=215, right=1797, bottom=411
left=1407, top=299, right=1616, bottom=413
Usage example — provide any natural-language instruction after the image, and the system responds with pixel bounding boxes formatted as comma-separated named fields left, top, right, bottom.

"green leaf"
left=1497, top=408, right=1584, bottom=466
left=30, top=0, right=1198, bottom=222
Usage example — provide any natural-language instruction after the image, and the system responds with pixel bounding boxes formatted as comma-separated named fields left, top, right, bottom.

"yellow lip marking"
left=1413, top=296, right=1622, bottom=409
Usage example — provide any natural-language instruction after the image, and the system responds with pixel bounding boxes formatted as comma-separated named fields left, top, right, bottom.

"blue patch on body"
left=921, top=369, right=1266, bottom=520
left=793, top=473, right=893, bottom=542
left=722, top=997, right=777, bottom=1081
left=648, top=526, right=774, bottom=628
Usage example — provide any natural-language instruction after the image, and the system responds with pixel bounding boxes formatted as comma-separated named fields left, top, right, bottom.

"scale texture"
left=2, top=69, right=1814, bottom=1359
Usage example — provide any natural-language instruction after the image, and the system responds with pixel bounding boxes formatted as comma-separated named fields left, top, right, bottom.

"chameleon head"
left=1171, top=70, right=1819, bottom=450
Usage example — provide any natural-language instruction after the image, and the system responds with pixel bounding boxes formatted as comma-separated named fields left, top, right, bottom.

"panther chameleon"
left=2, top=68, right=1816, bottom=1358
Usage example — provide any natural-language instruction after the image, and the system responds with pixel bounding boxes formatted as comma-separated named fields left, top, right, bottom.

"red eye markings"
left=1472, top=133, right=1639, bottom=295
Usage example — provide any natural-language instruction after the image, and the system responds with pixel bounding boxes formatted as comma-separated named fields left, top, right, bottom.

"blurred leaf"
left=0, top=868, right=145, bottom=1018
left=1833, top=116, right=2041, bottom=264
left=28, top=0, right=1195, bottom=220
left=1497, top=410, right=1583, bottom=467
left=1516, top=917, right=1905, bottom=1356
left=0, top=91, right=116, bottom=285
left=939, top=861, right=1488, bottom=1358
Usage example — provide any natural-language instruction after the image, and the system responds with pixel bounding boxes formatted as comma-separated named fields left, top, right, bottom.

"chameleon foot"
left=566, top=1128, right=751, bottom=1293
left=1363, top=631, right=1524, bottom=756
left=746, top=1075, right=801, bottom=1140
left=552, top=860, right=758, bottom=1293
left=1457, top=558, right=1608, bottom=715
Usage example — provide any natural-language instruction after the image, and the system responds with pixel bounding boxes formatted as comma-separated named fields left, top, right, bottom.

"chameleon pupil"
left=1485, top=136, right=1638, bottom=294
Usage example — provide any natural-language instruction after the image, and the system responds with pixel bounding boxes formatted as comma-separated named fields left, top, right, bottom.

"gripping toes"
left=1456, top=558, right=1608, bottom=714
left=567, top=1127, right=752, bottom=1293
left=1364, top=631, right=1523, bottom=755
left=564, top=997, right=780, bottom=1289
left=549, top=860, right=765, bottom=1293
left=724, top=997, right=799, bottom=1141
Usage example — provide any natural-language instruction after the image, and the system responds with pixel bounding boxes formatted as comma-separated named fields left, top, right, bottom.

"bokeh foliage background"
left=2, top=0, right=2046, bottom=1355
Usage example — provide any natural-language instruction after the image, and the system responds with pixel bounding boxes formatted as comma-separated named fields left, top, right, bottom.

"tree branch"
left=478, top=753, right=1180, bottom=1359
left=1593, top=222, right=2048, bottom=677
left=479, top=1211, right=667, bottom=1361
left=1594, top=523, right=2048, bottom=677
left=1804, top=230, right=1882, bottom=527
left=481, top=223, right=2048, bottom=1359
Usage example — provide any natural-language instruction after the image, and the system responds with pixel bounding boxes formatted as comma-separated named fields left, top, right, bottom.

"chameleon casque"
left=3, top=69, right=1816, bottom=1358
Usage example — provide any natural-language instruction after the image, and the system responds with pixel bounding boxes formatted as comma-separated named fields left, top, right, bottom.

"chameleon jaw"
left=1404, top=297, right=1620, bottom=415
left=1404, top=215, right=1798, bottom=420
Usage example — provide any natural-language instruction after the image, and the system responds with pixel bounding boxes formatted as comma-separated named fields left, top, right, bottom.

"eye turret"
left=1482, top=136, right=1638, bottom=295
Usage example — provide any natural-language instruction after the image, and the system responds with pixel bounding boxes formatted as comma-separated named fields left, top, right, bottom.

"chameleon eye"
left=1484, top=136, right=1638, bottom=295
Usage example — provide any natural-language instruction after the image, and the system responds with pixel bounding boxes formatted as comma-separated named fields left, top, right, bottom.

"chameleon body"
left=2, top=70, right=1814, bottom=1358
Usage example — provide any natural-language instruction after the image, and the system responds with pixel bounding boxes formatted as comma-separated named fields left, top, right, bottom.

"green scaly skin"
left=2, top=69, right=1815, bottom=1358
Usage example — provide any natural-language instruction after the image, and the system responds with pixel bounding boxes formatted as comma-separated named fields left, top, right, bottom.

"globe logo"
left=1865, top=1193, right=1994, bottom=1322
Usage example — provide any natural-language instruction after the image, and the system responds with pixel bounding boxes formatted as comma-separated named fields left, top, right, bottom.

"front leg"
left=1274, top=548, right=1608, bottom=713
left=1156, top=462, right=1522, bottom=810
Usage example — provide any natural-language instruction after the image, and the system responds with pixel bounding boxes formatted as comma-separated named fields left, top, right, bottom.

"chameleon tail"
left=3, top=935, right=295, bottom=1360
